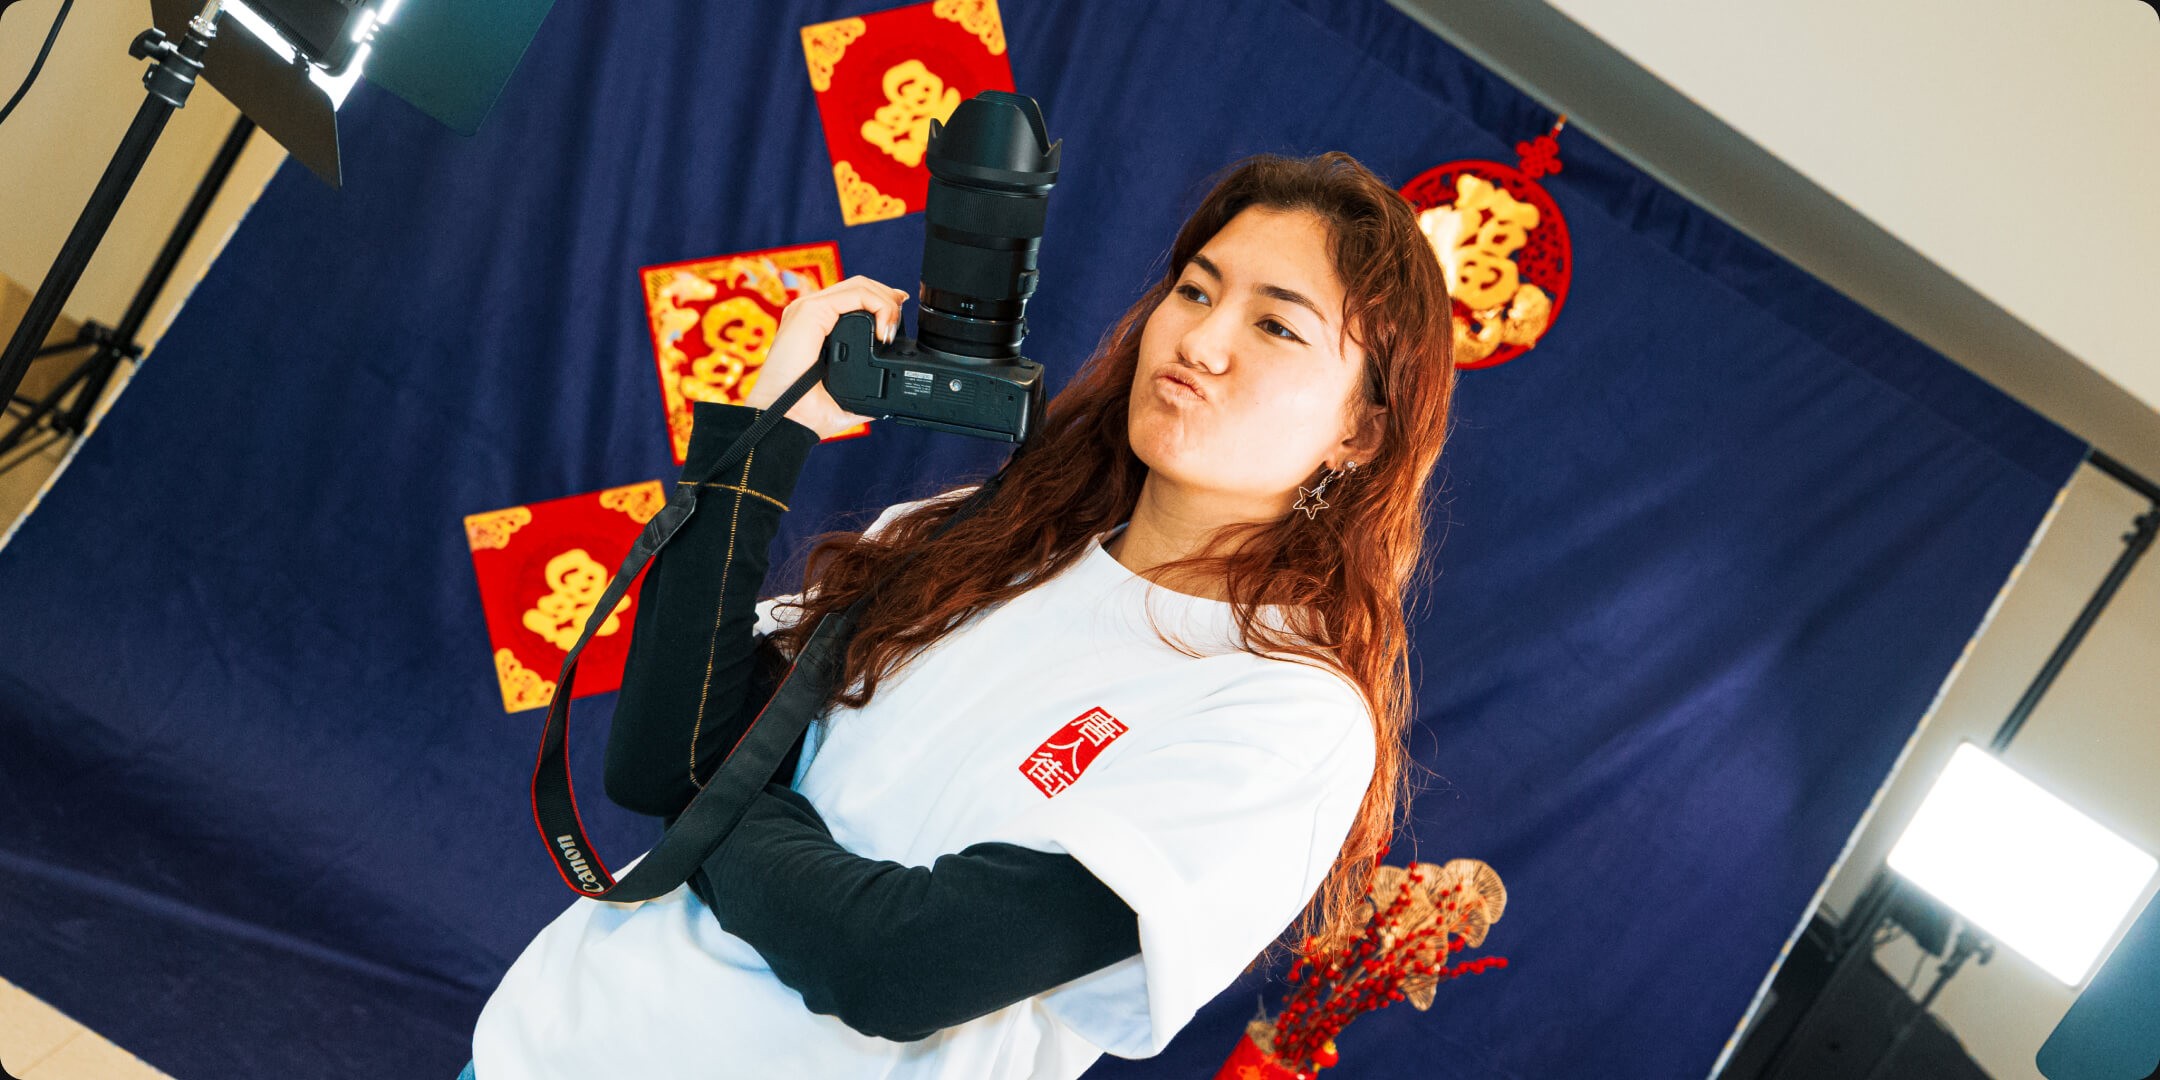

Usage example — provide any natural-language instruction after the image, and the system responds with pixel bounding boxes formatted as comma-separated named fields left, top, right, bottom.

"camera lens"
left=917, top=91, right=1061, bottom=362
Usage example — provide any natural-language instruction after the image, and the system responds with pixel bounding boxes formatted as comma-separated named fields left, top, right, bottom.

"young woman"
left=469, top=151, right=1455, bottom=1079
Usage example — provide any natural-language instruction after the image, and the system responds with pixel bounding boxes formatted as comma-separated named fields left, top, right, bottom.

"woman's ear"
left=1338, top=400, right=1386, bottom=467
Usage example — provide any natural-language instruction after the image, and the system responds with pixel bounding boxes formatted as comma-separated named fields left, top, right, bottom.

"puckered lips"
left=1155, top=369, right=1206, bottom=402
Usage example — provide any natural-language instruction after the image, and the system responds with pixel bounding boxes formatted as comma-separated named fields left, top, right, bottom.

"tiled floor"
left=0, top=420, right=67, bottom=535
left=0, top=326, right=98, bottom=543
left=0, top=978, right=169, bottom=1080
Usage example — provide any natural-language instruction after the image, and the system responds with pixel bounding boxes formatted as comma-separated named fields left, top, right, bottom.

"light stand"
left=0, top=0, right=557, bottom=471
left=0, top=1, right=224, bottom=430
left=1857, top=926, right=1993, bottom=1080
left=1, top=114, right=255, bottom=472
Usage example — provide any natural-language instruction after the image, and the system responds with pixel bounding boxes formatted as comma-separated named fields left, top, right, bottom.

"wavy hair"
left=770, top=151, right=1456, bottom=957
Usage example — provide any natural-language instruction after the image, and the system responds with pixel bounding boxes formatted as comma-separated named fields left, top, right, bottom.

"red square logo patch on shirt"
left=1018, top=707, right=1129, bottom=798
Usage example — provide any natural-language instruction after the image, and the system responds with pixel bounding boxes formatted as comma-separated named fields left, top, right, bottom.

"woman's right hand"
left=744, top=275, right=908, bottom=439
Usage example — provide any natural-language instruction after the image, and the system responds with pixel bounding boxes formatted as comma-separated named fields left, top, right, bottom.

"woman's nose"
left=1177, top=308, right=1237, bottom=375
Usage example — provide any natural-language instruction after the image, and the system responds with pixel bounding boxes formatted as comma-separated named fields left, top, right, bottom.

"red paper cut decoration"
left=638, top=241, right=864, bottom=465
left=1401, top=119, right=1573, bottom=370
left=800, top=0, right=1017, bottom=226
left=464, top=481, right=665, bottom=713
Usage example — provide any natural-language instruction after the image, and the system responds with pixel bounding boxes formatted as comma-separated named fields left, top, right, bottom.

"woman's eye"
left=1172, top=281, right=1300, bottom=342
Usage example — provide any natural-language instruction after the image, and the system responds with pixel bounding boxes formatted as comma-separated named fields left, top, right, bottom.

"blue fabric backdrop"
left=0, top=1, right=2084, bottom=1077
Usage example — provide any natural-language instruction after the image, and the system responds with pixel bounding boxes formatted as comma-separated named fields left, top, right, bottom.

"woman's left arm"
left=694, top=783, right=1140, bottom=1042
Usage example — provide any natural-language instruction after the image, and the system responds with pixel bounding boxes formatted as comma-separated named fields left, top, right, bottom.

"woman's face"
left=1128, top=206, right=1377, bottom=518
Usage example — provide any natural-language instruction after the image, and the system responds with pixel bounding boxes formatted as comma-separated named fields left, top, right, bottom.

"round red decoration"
left=1400, top=132, right=1572, bottom=371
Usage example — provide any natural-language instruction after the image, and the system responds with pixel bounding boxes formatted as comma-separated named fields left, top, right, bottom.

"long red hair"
left=771, top=151, right=1456, bottom=956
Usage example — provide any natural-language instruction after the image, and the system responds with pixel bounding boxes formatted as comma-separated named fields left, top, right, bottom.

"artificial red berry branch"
left=1258, top=853, right=1510, bottom=1075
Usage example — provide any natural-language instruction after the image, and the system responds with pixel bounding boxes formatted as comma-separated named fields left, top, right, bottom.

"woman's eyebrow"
left=1190, top=253, right=1330, bottom=328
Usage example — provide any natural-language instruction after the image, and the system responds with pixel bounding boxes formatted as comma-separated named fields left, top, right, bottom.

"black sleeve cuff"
left=680, top=402, right=820, bottom=503
left=700, top=784, right=1141, bottom=1041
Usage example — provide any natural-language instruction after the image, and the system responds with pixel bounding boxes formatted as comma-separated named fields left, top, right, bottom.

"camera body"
left=820, top=90, right=1060, bottom=444
left=821, top=312, right=1045, bottom=442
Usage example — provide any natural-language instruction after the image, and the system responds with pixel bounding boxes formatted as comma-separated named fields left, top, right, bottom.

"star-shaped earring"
left=1292, top=459, right=1357, bottom=520
left=1292, top=482, right=1331, bottom=519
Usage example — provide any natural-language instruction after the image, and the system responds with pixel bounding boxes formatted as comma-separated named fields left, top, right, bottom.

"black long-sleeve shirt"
left=605, top=402, right=819, bottom=816
left=603, top=401, right=1140, bottom=1040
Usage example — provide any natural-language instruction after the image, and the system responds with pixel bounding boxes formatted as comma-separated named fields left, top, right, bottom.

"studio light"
left=0, top=0, right=554, bottom=449
left=1887, top=741, right=2156, bottom=985
left=152, top=0, right=555, bottom=186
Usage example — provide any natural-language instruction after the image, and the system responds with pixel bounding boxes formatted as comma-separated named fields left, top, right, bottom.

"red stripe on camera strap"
left=528, top=366, right=832, bottom=902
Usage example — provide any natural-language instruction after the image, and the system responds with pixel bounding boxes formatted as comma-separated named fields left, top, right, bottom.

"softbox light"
left=1887, top=742, right=2157, bottom=985
left=149, top=0, right=555, bottom=186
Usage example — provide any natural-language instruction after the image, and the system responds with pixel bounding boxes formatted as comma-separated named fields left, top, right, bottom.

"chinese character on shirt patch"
left=1019, top=707, right=1129, bottom=797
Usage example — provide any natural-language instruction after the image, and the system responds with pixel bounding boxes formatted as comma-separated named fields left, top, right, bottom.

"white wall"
left=1538, top=0, right=2160, bottom=418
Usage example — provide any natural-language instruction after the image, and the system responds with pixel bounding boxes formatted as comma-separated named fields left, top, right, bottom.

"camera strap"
left=528, top=364, right=1008, bottom=902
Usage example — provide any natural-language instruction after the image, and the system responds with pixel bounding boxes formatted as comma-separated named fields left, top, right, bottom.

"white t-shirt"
left=473, top=511, right=1376, bottom=1080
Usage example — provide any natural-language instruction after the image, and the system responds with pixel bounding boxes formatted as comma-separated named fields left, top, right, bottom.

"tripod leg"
left=0, top=11, right=217, bottom=418
left=0, top=95, right=175, bottom=417
left=59, top=115, right=257, bottom=435
left=0, top=427, right=67, bottom=480
left=0, top=345, right=98, bottom=458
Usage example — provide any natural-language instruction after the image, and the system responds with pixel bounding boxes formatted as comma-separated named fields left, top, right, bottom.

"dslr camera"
left=820, top=90, right=1061, bottom=443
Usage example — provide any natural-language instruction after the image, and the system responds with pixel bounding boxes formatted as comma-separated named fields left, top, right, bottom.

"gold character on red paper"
left=861, top=59, right=961, bottom=168
left=522, top=548, right=632, bottom=650
left=687, top=297, right=779, bottom=404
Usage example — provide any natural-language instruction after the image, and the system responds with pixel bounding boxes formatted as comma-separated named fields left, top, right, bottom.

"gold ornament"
left=1452, top=283, right=1555, bottom=364
left=833, top=160, right=907, bottom=225
left=1417, top=174, right=1541, bottom=310
left=1420, top=173, right=1554, bottom=362
left=463, top=506, right=533, bottom=551
left=800, top=17, right=867, bottom=93
left=932, top=0, right=1006, bottom=55
left=494, top=647, right=556, bottom=711
left=597, top=481, right=666, bottom=524
left=1373, top=858, right=1508, bottom=1010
